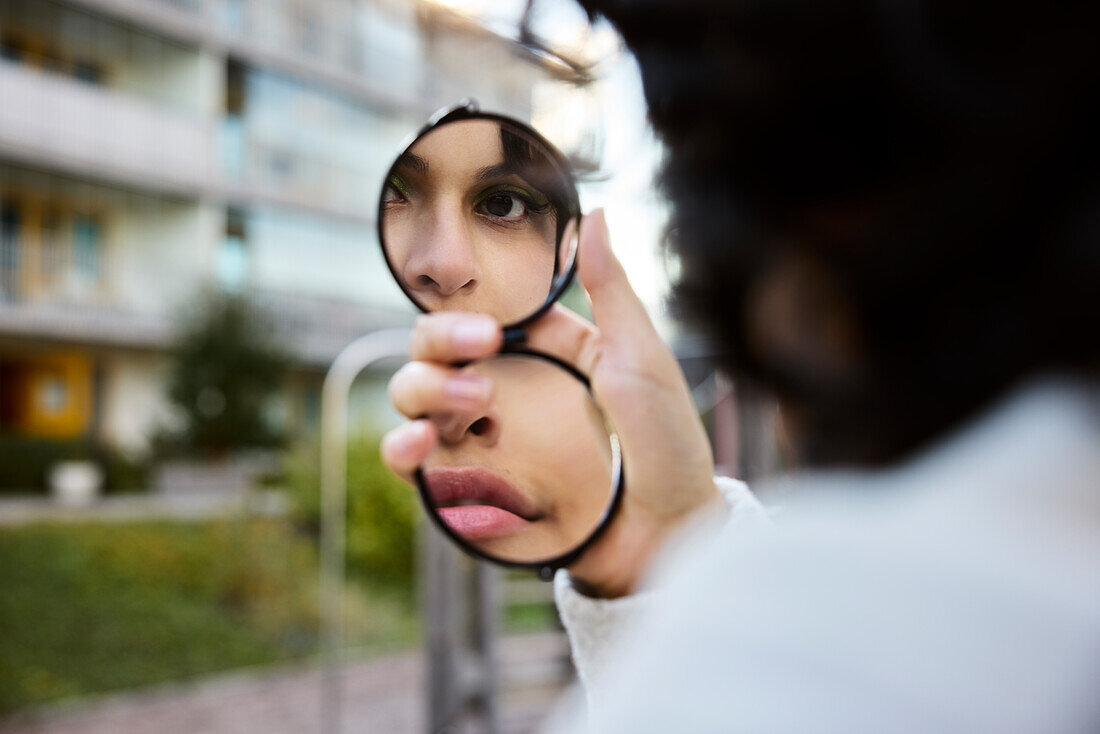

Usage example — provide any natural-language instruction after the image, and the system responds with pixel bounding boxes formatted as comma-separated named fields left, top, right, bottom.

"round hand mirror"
left=378, top=102, right=623, bottom=577
left=379, top=101, right=580, bottom=329
left=415, top=350, right=622, bottom=577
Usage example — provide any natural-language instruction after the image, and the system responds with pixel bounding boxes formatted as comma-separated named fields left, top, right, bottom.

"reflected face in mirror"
left=381, top=119, right=578, bottom=325
left=421, top=355, right=614, bottom=564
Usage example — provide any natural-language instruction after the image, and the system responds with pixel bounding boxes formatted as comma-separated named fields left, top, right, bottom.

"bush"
left=0, top=519, right=318, bottom=712
left=0, top=517, right=421, bottom=714
left=163, top=290, right=290, bottom=458
left=0, top=436, right=149, bottom=494
left=281, top=436, right=419, bottom=586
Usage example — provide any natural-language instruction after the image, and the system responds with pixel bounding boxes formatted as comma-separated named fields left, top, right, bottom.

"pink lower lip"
left=438, top=505, right=531, bottom=540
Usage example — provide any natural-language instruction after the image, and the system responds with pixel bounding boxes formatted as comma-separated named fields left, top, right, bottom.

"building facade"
left=0, top=0, right=566, bottom=457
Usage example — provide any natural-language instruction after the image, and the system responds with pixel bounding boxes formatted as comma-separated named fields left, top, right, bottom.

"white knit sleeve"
left=553, top=477, right=770, bottom=709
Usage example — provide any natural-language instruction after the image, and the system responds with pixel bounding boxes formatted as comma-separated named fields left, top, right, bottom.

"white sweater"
left=545, top=378, right=1100, bottom=733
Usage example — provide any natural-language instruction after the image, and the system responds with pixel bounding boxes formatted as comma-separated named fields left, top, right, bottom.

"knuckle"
left=409, top=313, right=452, bottom=359
left=387, top=363, right=421, bottom=402
left=389, top=361, right=455, bottom=417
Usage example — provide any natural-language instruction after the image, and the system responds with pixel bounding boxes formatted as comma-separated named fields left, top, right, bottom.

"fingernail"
left=452, top=317, right=498, bottom=351
left=445, top=374, right=491, bottom=403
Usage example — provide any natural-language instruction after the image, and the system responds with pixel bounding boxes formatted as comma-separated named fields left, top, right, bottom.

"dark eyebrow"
left=474, top=162, right=521, bottom=183
left=395, top=152, right=427, bottom=174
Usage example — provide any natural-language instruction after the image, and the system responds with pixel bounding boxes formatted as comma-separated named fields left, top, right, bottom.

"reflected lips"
left=425, top=467, right=541, bottom=541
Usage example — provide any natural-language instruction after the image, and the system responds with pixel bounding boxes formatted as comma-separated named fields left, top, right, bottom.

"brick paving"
left=0, top=634, right=572, bottom=734
left=0, top=653, right=421, bottom=734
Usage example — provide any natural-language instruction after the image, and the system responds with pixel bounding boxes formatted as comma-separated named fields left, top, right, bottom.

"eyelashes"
left=472, top=185, right=551, bottom=226
left=382, top=173, right=412, bottom=206
left=385, top=177, right=551, bottom=229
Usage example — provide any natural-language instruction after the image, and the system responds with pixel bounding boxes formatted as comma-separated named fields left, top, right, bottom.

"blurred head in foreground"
left=581, top=0, right=1100, bottom=467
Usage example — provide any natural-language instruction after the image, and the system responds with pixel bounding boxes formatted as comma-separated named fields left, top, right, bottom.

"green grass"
left=0, top=519, right=418, bottom=714
left=503, top=601, right=560, bottom=634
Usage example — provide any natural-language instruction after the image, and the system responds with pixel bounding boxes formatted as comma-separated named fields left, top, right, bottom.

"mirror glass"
left=379, top=116, right=580, bottom=326
left=417, top=352, right=619, bottom=566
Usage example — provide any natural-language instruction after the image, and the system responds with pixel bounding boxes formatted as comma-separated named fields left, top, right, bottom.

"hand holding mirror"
left=379, top=102, right=623, bottom=578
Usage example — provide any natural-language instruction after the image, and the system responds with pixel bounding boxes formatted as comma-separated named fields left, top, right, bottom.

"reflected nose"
left=437, top=405, right=501, bottom=447
left=404, top=207, right=480, bottom=298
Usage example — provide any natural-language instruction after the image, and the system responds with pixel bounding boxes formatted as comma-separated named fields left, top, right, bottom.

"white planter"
left=49, top=461, right=104, bottom=506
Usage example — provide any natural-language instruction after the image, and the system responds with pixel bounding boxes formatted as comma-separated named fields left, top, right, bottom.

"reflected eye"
left=382, top=184, right=404, bottom=206
left=383, top=177, right=410, bottom=207
left=478, top=193, right=527, bottom=221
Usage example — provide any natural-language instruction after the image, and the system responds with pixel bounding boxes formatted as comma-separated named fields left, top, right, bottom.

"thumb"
left=574, top=210, right=719, bottom=586
left=577, top=209, right=670, bottom=371
left=535, top=209, right=716, bottom=523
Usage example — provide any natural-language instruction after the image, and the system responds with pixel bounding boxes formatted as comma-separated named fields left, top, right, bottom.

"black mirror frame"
left=376, top=100, right=582, bottom=335
left=413, top=347, right=625, bottom=581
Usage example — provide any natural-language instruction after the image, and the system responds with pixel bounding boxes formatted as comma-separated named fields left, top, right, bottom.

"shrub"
left=0, top=436, right=149, bottom=494
left=0, top=519, right=318, bottom=712
left=0, top=517, right=420, bottom=713
left=281, top=436, right=419, bottom=586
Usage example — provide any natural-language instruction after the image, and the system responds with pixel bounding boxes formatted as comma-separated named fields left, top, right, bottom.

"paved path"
left=0, top=653, right=421, bottom=734
left=0, top=491, right=287, bottom=526
left=0, top=635, right=571, bottom=734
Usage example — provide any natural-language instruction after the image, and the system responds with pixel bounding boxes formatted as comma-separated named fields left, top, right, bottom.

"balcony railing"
left=0, top=238, right=412, bottom=360
left=248, top=289, right=414, bottom=366
left=0, top=235, right=108, bottom=307
left=0, top=60, right=213, bottom=195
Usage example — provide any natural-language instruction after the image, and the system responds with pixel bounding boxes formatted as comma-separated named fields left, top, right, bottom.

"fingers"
left=380, top=419, right=437, bottom=483
left=523, top=304, right=601, bottom=375
left=401, top=211, right=641, bottom=374
left=525, top=209, right=663, bottom=376
left=408, top=312, right=502, bottom=362
left=388, top=361, right=494, bottom=420
left=388, top=312, right=500, bottom=487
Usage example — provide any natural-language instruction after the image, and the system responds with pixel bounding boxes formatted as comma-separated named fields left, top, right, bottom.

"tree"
left=166, top=290, right=290, bottom=456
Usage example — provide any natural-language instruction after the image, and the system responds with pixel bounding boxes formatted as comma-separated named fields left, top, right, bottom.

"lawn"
left=0, top=518, right=419, bottom=714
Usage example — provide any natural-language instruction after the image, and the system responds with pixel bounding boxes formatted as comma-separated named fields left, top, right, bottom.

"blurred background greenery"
left=0, top=437, right=422, bottom=714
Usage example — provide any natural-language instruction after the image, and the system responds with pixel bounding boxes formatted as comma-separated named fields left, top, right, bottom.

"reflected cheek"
left=383, top=216, right=413, bottom=271
left=498, top=252, right=556, bottom=302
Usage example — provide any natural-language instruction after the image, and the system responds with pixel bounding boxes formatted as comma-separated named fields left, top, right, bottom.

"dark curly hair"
left=579, top=0, right=1100, bottom=466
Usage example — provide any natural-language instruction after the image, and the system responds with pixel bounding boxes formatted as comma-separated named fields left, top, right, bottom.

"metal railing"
left=0, top=234, right=106, bottom=306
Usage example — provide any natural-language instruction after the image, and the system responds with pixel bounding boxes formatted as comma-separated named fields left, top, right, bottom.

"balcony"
left=0, top=235, right=174, bottom=348
left=248, top=289, right=414, bottom=366
left=0, top=61, right=214, bottom=196
left=0, top=237, right=411, bottom=360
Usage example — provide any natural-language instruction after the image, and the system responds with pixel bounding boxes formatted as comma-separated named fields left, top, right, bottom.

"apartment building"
left=0, top=0, right=570, bottom=456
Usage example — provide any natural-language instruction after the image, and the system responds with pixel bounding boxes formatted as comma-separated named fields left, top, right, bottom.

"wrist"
left=566, top=505, right=675, bottom=598
left=567, top=479, right=730, bottom=598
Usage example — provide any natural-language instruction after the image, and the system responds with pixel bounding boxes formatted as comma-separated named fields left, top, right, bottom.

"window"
left=0, top=34, right=22, bottom=62
left=73, top=215, right=100, bottom=278
left=72, top=61, right=102, bottom=85
left=38, top=375, right=68, bottom=413
left=1, top=203, right=19, bottom=301
left=218, top=208, right=249, bottom=291
left=40, top=210, right=63, bottom=286
left=0, top=28, right=104, bottom=85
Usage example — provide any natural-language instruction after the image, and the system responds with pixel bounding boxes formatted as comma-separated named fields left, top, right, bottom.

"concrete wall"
left=98, top=350, right=178, bottom=454
left=0, top=61, right=214, bottom=191
left=109, top=34, right=208, bottom=117
left=109, top=196, right=221, bottom=316
left=248, top=206, right=408, bottom=308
